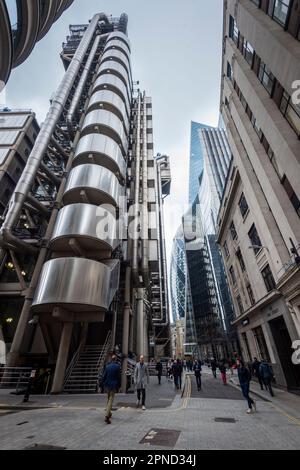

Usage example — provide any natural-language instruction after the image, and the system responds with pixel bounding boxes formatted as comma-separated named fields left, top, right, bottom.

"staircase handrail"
left=96, top=331, right=112, bottom=374
left=63, top=341, right=83, bottom=387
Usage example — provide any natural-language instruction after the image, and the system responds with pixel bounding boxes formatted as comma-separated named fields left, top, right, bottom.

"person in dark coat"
left=252, top=357, right=264, bottom=391
left=155, top=360, right=163, bottom=385
left=102, top=355, right=121, bottom=424
left=237, top=360, right=256, bottom=414
left=193, top=360, right=202, bottom=391
left=211, top=358, right=217, bottom=378
left=259, top=359, right=275, bottom=397
left=172, top=360, right=183, bottom=390
left=219, top=361, right=227, bottom=385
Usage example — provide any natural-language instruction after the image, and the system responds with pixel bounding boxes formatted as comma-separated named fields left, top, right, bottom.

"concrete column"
left=121, top=305, right=131, bottom=392
left=51, top=322, right=73, bottom=394
left=143, top=314, right=149, bottom=362
left=136, top=288, right=145, bottom=357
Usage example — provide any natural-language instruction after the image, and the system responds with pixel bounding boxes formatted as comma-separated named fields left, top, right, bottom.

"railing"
left=0, top=367, right=31, bottom=390
left=96, top=331, right=112, bottom=376
left=63, top=342, right=83, bottom=388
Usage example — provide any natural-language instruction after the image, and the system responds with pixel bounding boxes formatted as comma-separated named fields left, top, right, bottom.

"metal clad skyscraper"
left=0, top=13, right=171, bottom=393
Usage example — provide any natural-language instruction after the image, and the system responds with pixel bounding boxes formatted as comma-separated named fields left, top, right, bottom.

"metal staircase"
left=63, top=332, right=111, bottom=394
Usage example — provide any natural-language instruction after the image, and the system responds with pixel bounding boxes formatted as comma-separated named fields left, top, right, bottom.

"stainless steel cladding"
left=73, top=134, right=126, bottom=181
left=50, top=203, right=119, bottom=254
left=97, top=61, right=132, bottom=94
left=31, top=258, right=120, bottom=313
left=106, top=31, right=131, bottom=52
left=101, top=50, right=132, bottom=80
left=93, top=74, right=131, bottom=111
left=105, top=39, right=131, bottom=60
left=87, top=90, right=130, bottom=130
left=63, top=164, right=122, bottom=207
left=80, top=109, right=128, bottom=155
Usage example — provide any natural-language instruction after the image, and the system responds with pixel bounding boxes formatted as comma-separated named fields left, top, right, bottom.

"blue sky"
left=5, top=0, right=224, bottom=265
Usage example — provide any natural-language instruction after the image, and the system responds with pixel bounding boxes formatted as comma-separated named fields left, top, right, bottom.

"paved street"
left=0, top=371, right=299, bottom=450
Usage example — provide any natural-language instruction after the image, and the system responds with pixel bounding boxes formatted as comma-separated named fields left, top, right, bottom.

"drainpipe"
left=141, top=92, right=149, bottom=283
left=0, top=13, right=105, bottom=252
left=132, top=93, right=141, bottom=285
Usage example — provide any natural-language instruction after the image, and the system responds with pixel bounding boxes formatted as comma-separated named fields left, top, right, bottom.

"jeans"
left=195, top=374, right=201, bottom=390
left=212, top=369, right=217, bottom=378
left=137, top=388, right=146, bottom=406
left=105, top=390, right=116, bottom=418
left=221, top=372, right=227, bottom=385
left=263, top=378, right=274, bottom=397
left=240, top=382, right=254, bottom=409
left=157, top=373, right=162, bottom=385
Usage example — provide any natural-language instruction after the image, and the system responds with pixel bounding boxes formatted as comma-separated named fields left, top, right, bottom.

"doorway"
left=269, top=316, right=300, bottom=392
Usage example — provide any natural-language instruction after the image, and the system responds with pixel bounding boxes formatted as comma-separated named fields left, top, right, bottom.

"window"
left=229, top=266, right=237, bottom=286
left=248, top=224, right=262, bottom=255
left=281, top=175, right=300, bottom=217
left=268, top=0, right=291, bottom=28
left=247, top=284, right=255, bottom=306
left=223, top=241, right=230, bottom=258
left=251, top=114, right=263, bottom=141
left=253, top=326, right=271, bottom=362
left=261, top=264, right=276, bottom=292
left=227, top=62, right=232, bottom=80
left=243, top=41, right=254, bottom=67
left=229, top=15, right=239, bottom=46
left=236, top=248, right=246, bottom=272
left=236, top=295, right=244, bottom=315
left=280, top=91, right=300, bottom=138
left=239, top=193, right=249, bottom=218
left=258, top=61, right=275, bottom=96
left=242, top=332, right=252, bottom=361
left=230, top=221, right=238, bottom=240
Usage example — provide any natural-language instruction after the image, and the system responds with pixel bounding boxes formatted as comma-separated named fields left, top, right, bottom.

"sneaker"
left=142, top=406, right=146, bottom=411
left=246, top=409, right=252, bottom=414
left=105, top=417, right=111, bottom=424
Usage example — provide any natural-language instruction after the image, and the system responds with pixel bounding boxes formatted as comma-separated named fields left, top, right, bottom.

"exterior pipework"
left=132, top=94, right=142, bottom=285
left=66, top=34, right=102, bottom=137
left=141, top=93, right=149, bottom=281
left=0, top=13, right=106, bottom=252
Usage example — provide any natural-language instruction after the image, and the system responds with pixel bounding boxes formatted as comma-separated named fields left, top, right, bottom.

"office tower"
left=0, top=0, right=74, bottom=87
left=171, top=123, right=237, bottom=360
left=0, top=13, right=171, bottom=393
left=188, top=121, right=214, bottom=205
left=0, top=109, right=39, bottom=217
left=218, top=0, right=300, bottom=391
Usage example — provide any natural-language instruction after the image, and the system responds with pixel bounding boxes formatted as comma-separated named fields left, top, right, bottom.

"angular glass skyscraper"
left=188, top=121, right=213, bottom=204
left=171, top=122, right=238, bottom=360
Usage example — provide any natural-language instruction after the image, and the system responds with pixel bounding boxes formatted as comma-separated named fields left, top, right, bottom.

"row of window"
left=250, top=0, right=299, bottom=40
left=228, top=17, right=300, bottom=218
left=229, top=15, right=300, bottom=139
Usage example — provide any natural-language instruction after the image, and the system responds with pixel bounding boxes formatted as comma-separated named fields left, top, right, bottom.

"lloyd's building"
left=0, top=13, right=171, bottom=393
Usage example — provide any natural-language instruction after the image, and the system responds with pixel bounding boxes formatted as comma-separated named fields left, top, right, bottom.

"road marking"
left=267, top=402, right=300, bottom=427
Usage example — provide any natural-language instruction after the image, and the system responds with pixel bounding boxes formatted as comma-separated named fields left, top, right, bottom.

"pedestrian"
left=193, top=360, right=202, bottom=391
left=252, top=357, right=264, bottom=391
left=237, top=360, right=256, bottom=414
left=134, top=355, right=149, bottom=410
left=155, top=359, right=163, bottom=385
left=172, top=359, right=183, bottom=390
left=183, top=359, right=187, bottom=371
left=259, top=359, right=275, bottom=397
left=219, top=361, right=227, bottom=385
left=211, top=358, right=217, bottom=379
left=102, top=355, right=121, bottom=424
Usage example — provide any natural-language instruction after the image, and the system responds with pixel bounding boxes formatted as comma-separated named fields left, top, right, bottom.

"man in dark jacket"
left=102, top=355, right=121, bottom=424
left=193, top=360, right=202, bottom=391
left=252, top=357, right=264, bottom=391
left=237, top=360, right=256, bottom=414
left=155, top=360, right=163, bottom=385
left=172, top=360, right=183, bottom=390
left=211, top=358, right=217, bottom=379
left=259, top=359, right=275, bottom=397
